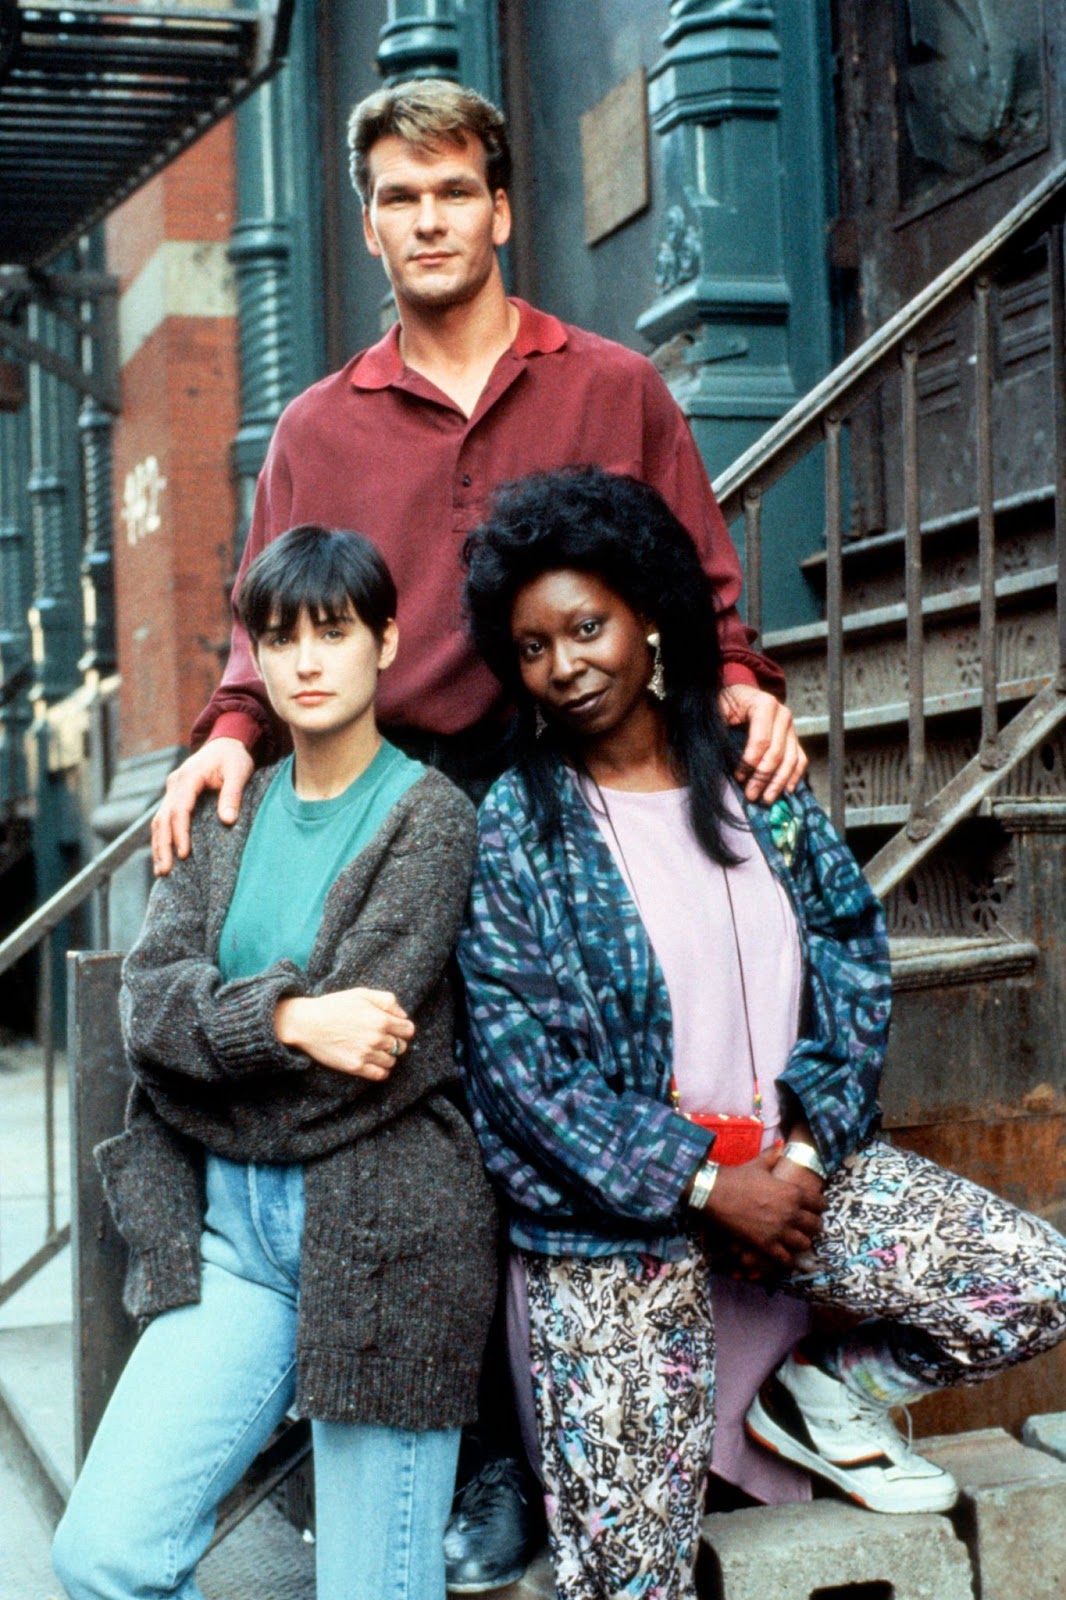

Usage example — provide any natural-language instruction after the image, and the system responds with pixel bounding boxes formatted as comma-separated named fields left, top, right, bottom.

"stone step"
left=699, top=1498, right=975, bottom=1600
left=0, top=1323, right=74, bottom=1508
left=877, top=813, right=1023, bottom=941
left=922, top=1427, right=1066, bottom=1600
left=1022, top=1411, right=1066, bottom=1463
left=889, top=935, right=1039, bottom=993
left=799, top=480, right=1055, bottom=614
left=0, top=1415, right=63, bottom=1600
left=773, top=561, right=1056, bottom=661
left=801, top=705, right=1066, bottom=833
left=765, top=588, right=1057, bottom=749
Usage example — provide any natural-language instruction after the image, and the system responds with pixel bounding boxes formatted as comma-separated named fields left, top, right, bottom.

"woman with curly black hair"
left=458, top=466, right=1066, bottom=1600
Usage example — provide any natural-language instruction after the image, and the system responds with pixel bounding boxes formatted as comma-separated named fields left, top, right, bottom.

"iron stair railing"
left=0, top=803, right=152, bottom=1311
left=712, top=161, right=1066, bottom=899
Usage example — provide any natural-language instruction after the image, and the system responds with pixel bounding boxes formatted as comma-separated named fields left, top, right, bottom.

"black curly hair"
left=463, top=466, right=744, bottom=864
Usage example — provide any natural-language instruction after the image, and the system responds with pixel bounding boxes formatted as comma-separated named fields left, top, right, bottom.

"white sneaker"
left=745, top=1352, right=958, bottom=1514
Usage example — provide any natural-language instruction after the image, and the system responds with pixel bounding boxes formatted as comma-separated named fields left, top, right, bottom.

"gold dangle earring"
left=646, top=631, right=666, bottom=701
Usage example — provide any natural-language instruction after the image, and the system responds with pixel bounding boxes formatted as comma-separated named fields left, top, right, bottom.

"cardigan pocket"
left=317, top=1222, right=437, bottom=1356
left=95, top=1121, right=204, bottom=1322
left=95, top=1120, right=202, bottom=1254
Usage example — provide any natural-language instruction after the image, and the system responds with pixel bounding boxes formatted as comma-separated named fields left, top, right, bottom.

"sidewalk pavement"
left=0, top=1040, right=71, bottom=1598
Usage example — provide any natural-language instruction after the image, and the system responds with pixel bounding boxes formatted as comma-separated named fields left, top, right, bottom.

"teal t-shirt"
left=217, top=740, right=424, bottom=981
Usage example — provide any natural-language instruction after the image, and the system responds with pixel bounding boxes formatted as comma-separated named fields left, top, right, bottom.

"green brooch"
left=768, top=796, right=800, bottom=868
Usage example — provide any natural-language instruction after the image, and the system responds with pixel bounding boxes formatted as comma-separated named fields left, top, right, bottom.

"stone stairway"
left=761, top=481, right=1066, bottom=1450
left=766, top=483, right=1065, bottom=1024
left=767, top=482, right=1061, bottom=823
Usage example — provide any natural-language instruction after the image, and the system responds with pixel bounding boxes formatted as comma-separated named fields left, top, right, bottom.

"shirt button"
left=461, top=473, right=472, bottom=487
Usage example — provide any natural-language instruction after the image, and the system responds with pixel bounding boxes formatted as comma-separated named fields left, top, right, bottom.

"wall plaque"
left=580, top=67, right=649, bottom=247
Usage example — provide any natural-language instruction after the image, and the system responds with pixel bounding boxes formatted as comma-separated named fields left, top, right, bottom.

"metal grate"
left=0, top=0, right=292, bottom=267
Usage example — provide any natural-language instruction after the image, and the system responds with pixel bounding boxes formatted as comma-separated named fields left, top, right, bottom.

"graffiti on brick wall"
left=121, top=455, right=167, bottom=546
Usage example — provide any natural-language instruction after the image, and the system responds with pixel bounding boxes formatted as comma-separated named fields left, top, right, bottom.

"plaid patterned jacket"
left=457, top=764, right=891, bottom=1258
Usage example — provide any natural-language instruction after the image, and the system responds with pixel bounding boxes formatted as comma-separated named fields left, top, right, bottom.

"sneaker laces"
left=453, top=1459, right=530, bottom=1532
left=841, top=1390, right=917, bottom=1461
left=843, top=1391, right=940, bottom=1480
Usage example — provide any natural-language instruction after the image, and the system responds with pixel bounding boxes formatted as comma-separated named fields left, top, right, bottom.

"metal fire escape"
left=0, top=0, right=293, bottom=407
left=0, top=0, right=293, bottom=919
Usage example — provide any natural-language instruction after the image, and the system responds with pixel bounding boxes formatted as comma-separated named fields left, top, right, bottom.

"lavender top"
left=508, top=780, right=811, bottom=1504
left=585, top=781, right=802, bottom=1132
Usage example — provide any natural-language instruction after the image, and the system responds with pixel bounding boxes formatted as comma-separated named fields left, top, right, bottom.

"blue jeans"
left=53, top=1156, right=460, bottom=1600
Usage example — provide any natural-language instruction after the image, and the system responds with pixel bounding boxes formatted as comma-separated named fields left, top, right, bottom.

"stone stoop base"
left=697, top=1500, right=974, bottom=1600
left=1022, top=1409, right=1066, bottom=1463
left=922, top=1427, right=1066, bottom=1600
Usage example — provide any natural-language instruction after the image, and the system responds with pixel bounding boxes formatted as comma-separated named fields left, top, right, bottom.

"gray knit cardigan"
left=96, top=763, right=498, bottom=1431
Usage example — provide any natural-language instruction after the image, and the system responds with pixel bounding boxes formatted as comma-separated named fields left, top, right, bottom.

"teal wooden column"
left=375, top=1, right=501, bottom=103
left=0, top=405, right=32, bottom=805
left=78, top=397, right=115, bottom=677
left=77, top=232, right=115, bottom=678
left=26, top=302, right=81, bottom=705
left=377, top=0, right=460, bottom=83
left=230, top=0, right=324, bottom=556
left=638, top=0, right=835, bottom=629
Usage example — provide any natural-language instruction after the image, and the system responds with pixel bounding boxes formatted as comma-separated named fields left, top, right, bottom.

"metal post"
left=1049, top=221, right=1066, bottom=686
left=0, top=504, right=30, bottom=804
left=230, top=0, right=324, bottom=559
left=67, top=952, right=135, bottom=1469
left=26, top=295, right=81, bottom=708
left=824, top=416, right=845, bottom=833
left=901, top=342, right=929, bottom=832
left=40, top=933, right=56, bottom=1237
left=97, top=877, right=110, bottom=950
left=743, top=484, right=763, bottom=643
left=228, top=219, right=294, bottom=549
left=974, top=277, right=999, bottom=763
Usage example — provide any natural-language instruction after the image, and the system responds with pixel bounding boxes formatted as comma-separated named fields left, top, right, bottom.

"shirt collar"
left=350, top=297, right=567, bottom=392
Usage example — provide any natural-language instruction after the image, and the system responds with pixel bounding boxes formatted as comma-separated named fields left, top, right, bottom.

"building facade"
left=2, top=3, right=1066, bottom=1435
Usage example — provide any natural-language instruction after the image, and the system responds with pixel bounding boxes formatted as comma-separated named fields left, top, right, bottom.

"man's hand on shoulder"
left=151, top=738, right=256, bottom=877
left=719, top=683, right=807, bottom=805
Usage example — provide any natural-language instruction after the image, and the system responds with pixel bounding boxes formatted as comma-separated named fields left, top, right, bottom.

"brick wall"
left=107, top=118, right=239, bottom=760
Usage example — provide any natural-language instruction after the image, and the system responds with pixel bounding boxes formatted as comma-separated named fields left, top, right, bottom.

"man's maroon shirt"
left=194, top=300, right=783, bottom=755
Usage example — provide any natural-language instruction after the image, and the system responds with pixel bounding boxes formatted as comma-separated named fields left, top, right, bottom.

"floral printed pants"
left=522, top=1140, right=1066, bottom=1600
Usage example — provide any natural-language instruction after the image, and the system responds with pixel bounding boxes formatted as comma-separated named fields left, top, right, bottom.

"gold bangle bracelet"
left=688, top=1159, right=719, bottom=1211
left=781, top=1140, right=827, bottom=1180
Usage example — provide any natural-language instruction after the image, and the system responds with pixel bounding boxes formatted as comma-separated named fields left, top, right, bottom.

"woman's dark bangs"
left=243, top=533, right=393, bottom=639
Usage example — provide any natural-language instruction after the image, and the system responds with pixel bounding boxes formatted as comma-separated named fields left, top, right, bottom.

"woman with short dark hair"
left=458, top=466, right=1066, bottom=1600
left=53, top=525, right=497, bottom=1600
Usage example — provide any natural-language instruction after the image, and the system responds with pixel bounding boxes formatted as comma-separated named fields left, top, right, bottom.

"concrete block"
left=698, top=1500, right=973, bottom=1600
left=922, top=1427, right=1066, bottom=1600
left=1022, top=1409, right=1066, bottom=1464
